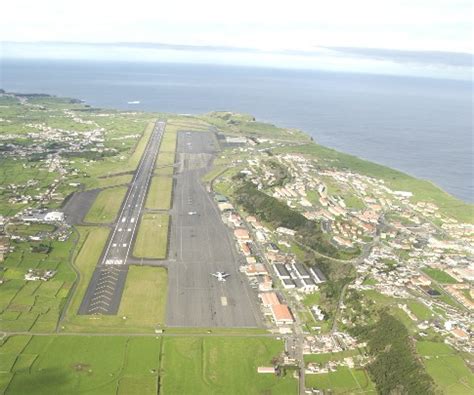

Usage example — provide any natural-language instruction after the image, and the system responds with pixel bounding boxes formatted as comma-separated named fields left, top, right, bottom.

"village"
left=212, top=137, right=473, bottom=375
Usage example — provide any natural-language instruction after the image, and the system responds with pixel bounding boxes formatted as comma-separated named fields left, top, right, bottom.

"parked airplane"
left=211, top=272, right=230, bottom=282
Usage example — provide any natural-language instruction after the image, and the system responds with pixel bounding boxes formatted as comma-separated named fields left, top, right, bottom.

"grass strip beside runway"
left=145, top=176, right=173, bottom=210
left=84, top=186, right=127, bottom=224
left=133, top=213, right=169, bottom=259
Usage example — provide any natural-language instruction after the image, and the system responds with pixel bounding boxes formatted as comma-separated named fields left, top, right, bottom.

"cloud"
left=1, top=0, right=473, bottom=52
left=325, top=47, right=473, bottom=67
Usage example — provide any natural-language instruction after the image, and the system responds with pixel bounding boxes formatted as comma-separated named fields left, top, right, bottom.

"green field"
left=159, top=125, right=178, bottom=152
left=0, top=237, right=76, bottom=332
left=416, top=341, right=474, bottom=394
left=84, top=186, right=127, bottom=224
left=0, top=335, right=161, bottom=395
left=83, top=174, right=133, bottom=190
left=133, top=213, right=169, bottom=259
left=305, top=367, right=376, bottom=393
left=422, top=267, right=458, bottom=284
left=117, top=266, right=167, bottom=327
left=160, top=337, right=297, bottom=394
left=0, top=335, right=293, bottom=395
left=406, top=300, right=433, bottom=321
left=145, top=176, right=173, bottom=210
left=154, top=123, right=177, bottom=170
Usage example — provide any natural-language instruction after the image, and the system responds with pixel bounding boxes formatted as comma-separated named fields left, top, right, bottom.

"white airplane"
left=211, top=272, right=230, bottom=282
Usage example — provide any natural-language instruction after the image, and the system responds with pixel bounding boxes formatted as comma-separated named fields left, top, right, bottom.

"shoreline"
left=2, top=90, right=473, bottom=222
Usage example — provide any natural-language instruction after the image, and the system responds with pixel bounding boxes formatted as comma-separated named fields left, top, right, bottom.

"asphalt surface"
left=63, top=189, right=100, bottom=225
left=78, top=121, right=166, bottom=315
left=165, top=131, right=262, bottom=328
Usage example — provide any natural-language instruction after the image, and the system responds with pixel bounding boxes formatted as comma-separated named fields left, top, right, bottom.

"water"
left=1, top=59, right=472, bottom=202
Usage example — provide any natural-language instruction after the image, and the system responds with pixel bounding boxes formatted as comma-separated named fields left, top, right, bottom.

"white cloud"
left=1, top=0, right=472, bottom=52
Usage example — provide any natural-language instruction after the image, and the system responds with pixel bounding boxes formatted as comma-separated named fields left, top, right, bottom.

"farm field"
left=160, top=337, right=297, bottom=394
left=83, top=186, right=127, bottom=224
left=145, top=176, right=173, bottom=210
left=0, top=335, right=161, bottom=395
left=0, top=237, right=76, bottom=332
left=133, top=213, right=169, bottom=259
left=0, top=335, right=292, bottom=395
left=5, top=223, right=55, bottom=238
left=305, top=367, right=376, bottom=394
left=416, top=341, right=474, bottom=394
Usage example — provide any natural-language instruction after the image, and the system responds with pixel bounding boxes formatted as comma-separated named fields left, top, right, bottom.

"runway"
left=78, top=120, right=166, bottom=315
left=165, top=131, right=262, bottom=328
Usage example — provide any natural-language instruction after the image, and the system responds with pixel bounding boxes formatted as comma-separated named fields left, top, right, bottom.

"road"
left=78, top=120, right=166, bottom=315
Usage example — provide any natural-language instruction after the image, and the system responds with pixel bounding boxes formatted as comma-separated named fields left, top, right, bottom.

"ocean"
left=1, top=59, right=472, bottom=202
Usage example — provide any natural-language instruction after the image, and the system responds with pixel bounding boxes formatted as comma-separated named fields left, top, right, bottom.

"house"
left=258, top=275, right=273, bottom=291
left=276, top=227, right=296, bottom=236
left=257, top=367, right=276, bottom=374
left=218, top=202, right=234, bottom=212
left=234, top=228, right=250, bottom=240
left=274, top=264, right=291, bottom=279
left=259, top=292, right=280, bottom=307
left=270, top=304, right=294, bottom=325
left=244, top=263, right=268, bottom=276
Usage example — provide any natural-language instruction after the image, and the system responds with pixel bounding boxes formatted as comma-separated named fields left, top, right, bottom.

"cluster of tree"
left=234, top=181, right=342, bottom=258
left=309, top=256, right=355, bottom=318
left=266, top=159, right=291, bottom=187
left=31, top=243, right=51, bottom=254
left=235, top=181, right=309, bottom=229
left=352, top=311, right=435, bottom=394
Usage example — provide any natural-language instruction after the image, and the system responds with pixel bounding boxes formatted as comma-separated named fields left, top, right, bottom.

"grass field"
left=160, top=337, right=297, bottom=394
left=117, top=266, right=167, bottom=326
left=145, top=176, right=173, bottom=210
left=0, top=335, right=161, bottom=395
left=133, top=213, right=169, bottom=259
left=0, top=335, right=293, bottom=395
left=84, top=186, right=127, bottom=224
left=405, top=300, right=433, bottom=321
left=305, top=367, right=376, bottom=394
left=416, top=341, right=474, bottom=394
left=155, top=122, right=177, bottom=170
left=83, top=174, right=133, bottom=190
left=422, top=267, right=458, bottom=284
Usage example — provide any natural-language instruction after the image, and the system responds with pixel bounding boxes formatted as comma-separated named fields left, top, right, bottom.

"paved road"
left=78, top=121, right=166, bottom=315
left=165, top=131, right=262, bottom=328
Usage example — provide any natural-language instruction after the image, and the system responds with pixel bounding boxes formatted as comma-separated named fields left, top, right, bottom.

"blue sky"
left=1, top=0, right=472, bottom=79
